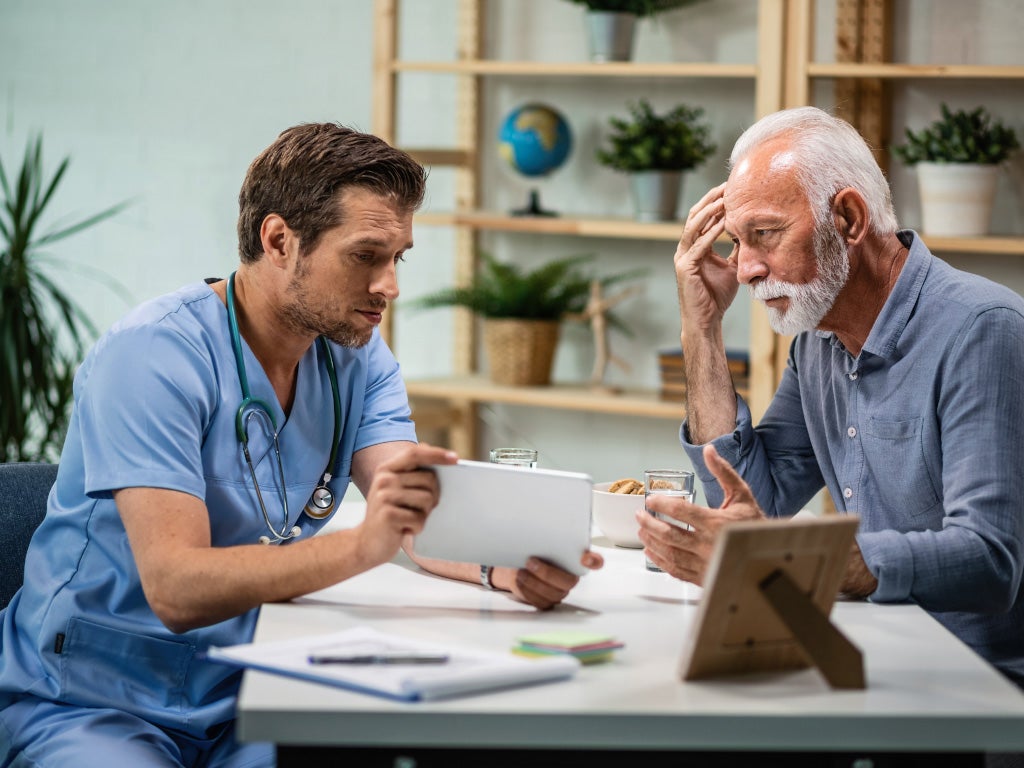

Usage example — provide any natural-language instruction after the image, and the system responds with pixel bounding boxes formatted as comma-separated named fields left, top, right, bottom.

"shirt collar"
left=860, top=229, right=931, bottom=359
left=814, top=230, right=932, bottom=359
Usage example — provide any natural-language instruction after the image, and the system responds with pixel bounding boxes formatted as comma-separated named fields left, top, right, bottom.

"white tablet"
left=413, top=460, right=593, bottom=576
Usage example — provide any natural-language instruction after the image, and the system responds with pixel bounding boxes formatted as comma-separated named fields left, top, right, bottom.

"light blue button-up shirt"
left=683, top=231, right=1024, bottom=687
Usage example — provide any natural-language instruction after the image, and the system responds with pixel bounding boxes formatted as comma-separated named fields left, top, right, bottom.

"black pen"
left=307, top=652, right=450, bottom=665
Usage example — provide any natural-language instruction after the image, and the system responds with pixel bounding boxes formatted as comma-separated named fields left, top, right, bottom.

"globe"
left=498, top=103, right=572, bottom=216
left=498, top=103, right=572, bottom=178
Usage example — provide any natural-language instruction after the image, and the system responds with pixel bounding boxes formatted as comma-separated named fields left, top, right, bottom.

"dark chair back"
left=0, top=462, right=58, bottom=609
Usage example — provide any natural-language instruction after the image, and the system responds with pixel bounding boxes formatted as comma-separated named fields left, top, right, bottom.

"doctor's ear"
left=258, top=214, right=295, bottom=266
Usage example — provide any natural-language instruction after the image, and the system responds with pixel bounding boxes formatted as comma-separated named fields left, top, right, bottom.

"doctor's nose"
left=372, top=264, right=400, bottom=301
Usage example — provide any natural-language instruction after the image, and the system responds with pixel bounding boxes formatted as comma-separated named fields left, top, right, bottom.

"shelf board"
left=415, top=210, right=684, bottom=241
left=414, top=210, right=1024, bottom=254
left=921, top=235, right=1024, bottom=256
left=406, top=376, right=688, bottom=420
left=807, top=63, right=1024, bottom=79
left=392, top=60, right=757, bottom=79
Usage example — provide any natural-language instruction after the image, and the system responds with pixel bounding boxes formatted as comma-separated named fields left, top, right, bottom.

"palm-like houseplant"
left=596, top=99, right=717, bottom=221
left=414, top=253, right=641, bottom=386
left=892, top=103, right=1020, bottom=237
left=1, top=135, right=128, bottom=461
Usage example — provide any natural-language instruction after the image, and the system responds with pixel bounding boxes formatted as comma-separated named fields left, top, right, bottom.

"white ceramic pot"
left=915, top=162, right=999, bottom=237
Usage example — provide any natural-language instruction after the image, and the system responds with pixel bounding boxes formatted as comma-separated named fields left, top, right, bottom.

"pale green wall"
left=2, top=0, right=1022, bottom=494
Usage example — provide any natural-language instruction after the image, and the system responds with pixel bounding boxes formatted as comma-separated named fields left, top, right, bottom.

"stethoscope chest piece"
left=304, top=483, right=336, bottom=519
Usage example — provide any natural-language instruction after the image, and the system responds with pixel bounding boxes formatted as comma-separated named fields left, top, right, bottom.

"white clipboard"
left=413, top=460, right=593, bottom=576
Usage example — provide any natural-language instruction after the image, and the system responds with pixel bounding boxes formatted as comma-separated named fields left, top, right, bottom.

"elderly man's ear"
left=832, top=188, right=869, bottom=245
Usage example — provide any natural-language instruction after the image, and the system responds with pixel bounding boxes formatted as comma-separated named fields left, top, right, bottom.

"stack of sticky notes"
left=513, top=631, right=624, bottom=665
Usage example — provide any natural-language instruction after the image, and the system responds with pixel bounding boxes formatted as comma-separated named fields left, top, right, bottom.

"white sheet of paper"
left=207, top=625, right=579, bottom=701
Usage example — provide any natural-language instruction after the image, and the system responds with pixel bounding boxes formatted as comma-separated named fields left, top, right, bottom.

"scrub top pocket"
left=59, top=617, right=194, bottom=725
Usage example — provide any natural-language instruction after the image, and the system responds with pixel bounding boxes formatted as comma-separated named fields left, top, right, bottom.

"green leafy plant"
left=563, top=0, right=700, bottom=16
left=413, top=253, right=642, bottom=330
left=893, top=103, right=1020, bottom=165
left=1, top=134, right=129, bottom=462
left=596, top=99, right=717, bottom=173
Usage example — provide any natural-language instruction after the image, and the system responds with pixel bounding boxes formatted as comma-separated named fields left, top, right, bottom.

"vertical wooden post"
left=833, top=0, right=892, bottom=172
left=450, top=0, right=483, bottom=458
left=372, top=0, right=399, bottom=346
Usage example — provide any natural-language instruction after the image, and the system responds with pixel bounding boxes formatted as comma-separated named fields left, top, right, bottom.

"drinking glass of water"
left=489, top=448, right=538, bottom=469
left=643, top=469, right=694, bottom=572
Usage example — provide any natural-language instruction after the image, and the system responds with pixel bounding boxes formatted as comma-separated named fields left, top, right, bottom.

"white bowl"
left=592, top=482, right=645, bottom=548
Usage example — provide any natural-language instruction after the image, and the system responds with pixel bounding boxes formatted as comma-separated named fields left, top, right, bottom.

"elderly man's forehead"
left=727, top=146, right=800, bottom=198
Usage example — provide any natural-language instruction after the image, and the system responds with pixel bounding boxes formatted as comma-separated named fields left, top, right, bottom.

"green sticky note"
left=516, top=631, right=617, bottom=650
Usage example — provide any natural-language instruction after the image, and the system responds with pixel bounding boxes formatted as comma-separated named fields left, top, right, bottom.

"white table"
left=237, top=503, right=1024, bottom=765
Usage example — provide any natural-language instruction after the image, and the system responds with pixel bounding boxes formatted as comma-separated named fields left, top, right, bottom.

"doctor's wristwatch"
left=480, top=564, right=496, bottom=590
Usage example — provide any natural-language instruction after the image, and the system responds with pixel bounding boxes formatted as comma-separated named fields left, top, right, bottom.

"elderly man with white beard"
left=638, top=106, right=1024, bottom=692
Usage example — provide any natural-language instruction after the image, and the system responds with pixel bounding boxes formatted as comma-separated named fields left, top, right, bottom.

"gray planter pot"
left=586, top=11, right=636, bottom=62
left=629, top=171, right=683, bottom=222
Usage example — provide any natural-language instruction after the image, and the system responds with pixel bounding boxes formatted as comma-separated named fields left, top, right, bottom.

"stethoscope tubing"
left=226, top=272, right=342, bottom=542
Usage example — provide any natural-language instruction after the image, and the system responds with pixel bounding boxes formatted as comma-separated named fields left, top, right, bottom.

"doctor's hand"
left=637, top=444, right=764, bottom=585
left=355, top=443, right=457, bottom=569
left=673, top=182, right=739, bottom=337
left=490, top=550, right=604, bottom=611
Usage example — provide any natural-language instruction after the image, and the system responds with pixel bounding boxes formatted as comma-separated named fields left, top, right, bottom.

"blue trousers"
left=0, top=696, right=273, bottom=768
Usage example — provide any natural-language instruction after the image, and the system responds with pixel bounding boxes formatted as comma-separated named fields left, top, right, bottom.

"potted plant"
left=562, top=0, right=703, bottom=62
left=596, top=98, right=717, bottom=221
left=1, top=134, right=128, bottom=461
left=413, top=253, right=641, bottom=386
left=893, top=103, right=1020, bottom=237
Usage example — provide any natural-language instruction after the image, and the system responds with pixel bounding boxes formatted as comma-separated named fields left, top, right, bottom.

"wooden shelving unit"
left=374, top=0, right=788, bottom=457
left=375, top=0, right=1022, bottom=459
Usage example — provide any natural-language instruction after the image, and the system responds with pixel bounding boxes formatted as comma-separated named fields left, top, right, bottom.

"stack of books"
left=657, top=348, right=750, bottom=401
left=513, top=631, right=624, bottom=665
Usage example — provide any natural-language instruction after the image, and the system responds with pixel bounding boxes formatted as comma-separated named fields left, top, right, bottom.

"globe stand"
left=511, top=189, right=558, bottom=218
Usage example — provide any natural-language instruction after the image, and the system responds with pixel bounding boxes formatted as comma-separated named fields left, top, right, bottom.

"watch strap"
left=480, top=564, right=496, bottom=590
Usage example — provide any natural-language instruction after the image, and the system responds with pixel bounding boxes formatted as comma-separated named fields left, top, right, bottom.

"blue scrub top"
left=0, top=281, right=417, bottom=737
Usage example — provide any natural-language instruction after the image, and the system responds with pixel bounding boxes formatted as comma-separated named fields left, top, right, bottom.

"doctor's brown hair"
left=236, top=123, right=427, bottom=264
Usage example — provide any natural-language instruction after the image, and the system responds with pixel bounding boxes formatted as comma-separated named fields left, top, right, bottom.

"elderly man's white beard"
left=749, top=222, right=850, bottom=336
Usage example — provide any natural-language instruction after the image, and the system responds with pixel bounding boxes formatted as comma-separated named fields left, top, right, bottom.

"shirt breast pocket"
left=860, top=416, right=940, bottom=518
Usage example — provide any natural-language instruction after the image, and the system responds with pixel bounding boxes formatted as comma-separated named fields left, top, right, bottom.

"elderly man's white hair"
left=729, top=107, right=899, bottom=236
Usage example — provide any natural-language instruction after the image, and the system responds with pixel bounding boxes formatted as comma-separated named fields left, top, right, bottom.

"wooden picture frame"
left=679, top=515, right=865, bottom=689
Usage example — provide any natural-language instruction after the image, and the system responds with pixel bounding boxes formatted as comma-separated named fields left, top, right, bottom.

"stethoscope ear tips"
left=258, top=527, right=302, bottom=545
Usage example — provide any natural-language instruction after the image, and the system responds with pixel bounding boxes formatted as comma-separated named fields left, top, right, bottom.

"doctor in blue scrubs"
left=0, top=123, right=602, bottom=768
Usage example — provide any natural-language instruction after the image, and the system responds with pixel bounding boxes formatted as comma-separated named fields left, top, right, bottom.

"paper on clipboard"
left=207, top=626, right=579, bottom=702
left=413, top=460, right=593, bottom=575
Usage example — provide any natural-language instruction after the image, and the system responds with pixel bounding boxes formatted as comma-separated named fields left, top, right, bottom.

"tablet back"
left=413, top=460, right=593, bottom=576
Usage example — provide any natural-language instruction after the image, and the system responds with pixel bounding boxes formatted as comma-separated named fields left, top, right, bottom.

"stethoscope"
left=226, top=272, right=343, bottom=544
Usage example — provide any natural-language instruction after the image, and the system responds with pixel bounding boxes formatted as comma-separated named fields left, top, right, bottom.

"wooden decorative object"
left=679, top=515, right=865, bottom=690
left=565, top=280, right=642, bottom=391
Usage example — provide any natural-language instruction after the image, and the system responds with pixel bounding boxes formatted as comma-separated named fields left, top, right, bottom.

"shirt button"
left=843, top=487, right=853, bottom=499
left=847, top=426, right=857, bottom=438
left=849, top=372, right=859, bottom=380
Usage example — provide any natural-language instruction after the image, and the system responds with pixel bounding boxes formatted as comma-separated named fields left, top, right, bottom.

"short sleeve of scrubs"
left=76, top=322, right=217, bottom=501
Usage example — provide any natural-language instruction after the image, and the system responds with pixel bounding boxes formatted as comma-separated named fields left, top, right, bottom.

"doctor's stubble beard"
left=748, top=220, right=851, bottom=336
left=280, top=270, right=381, bottom=349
